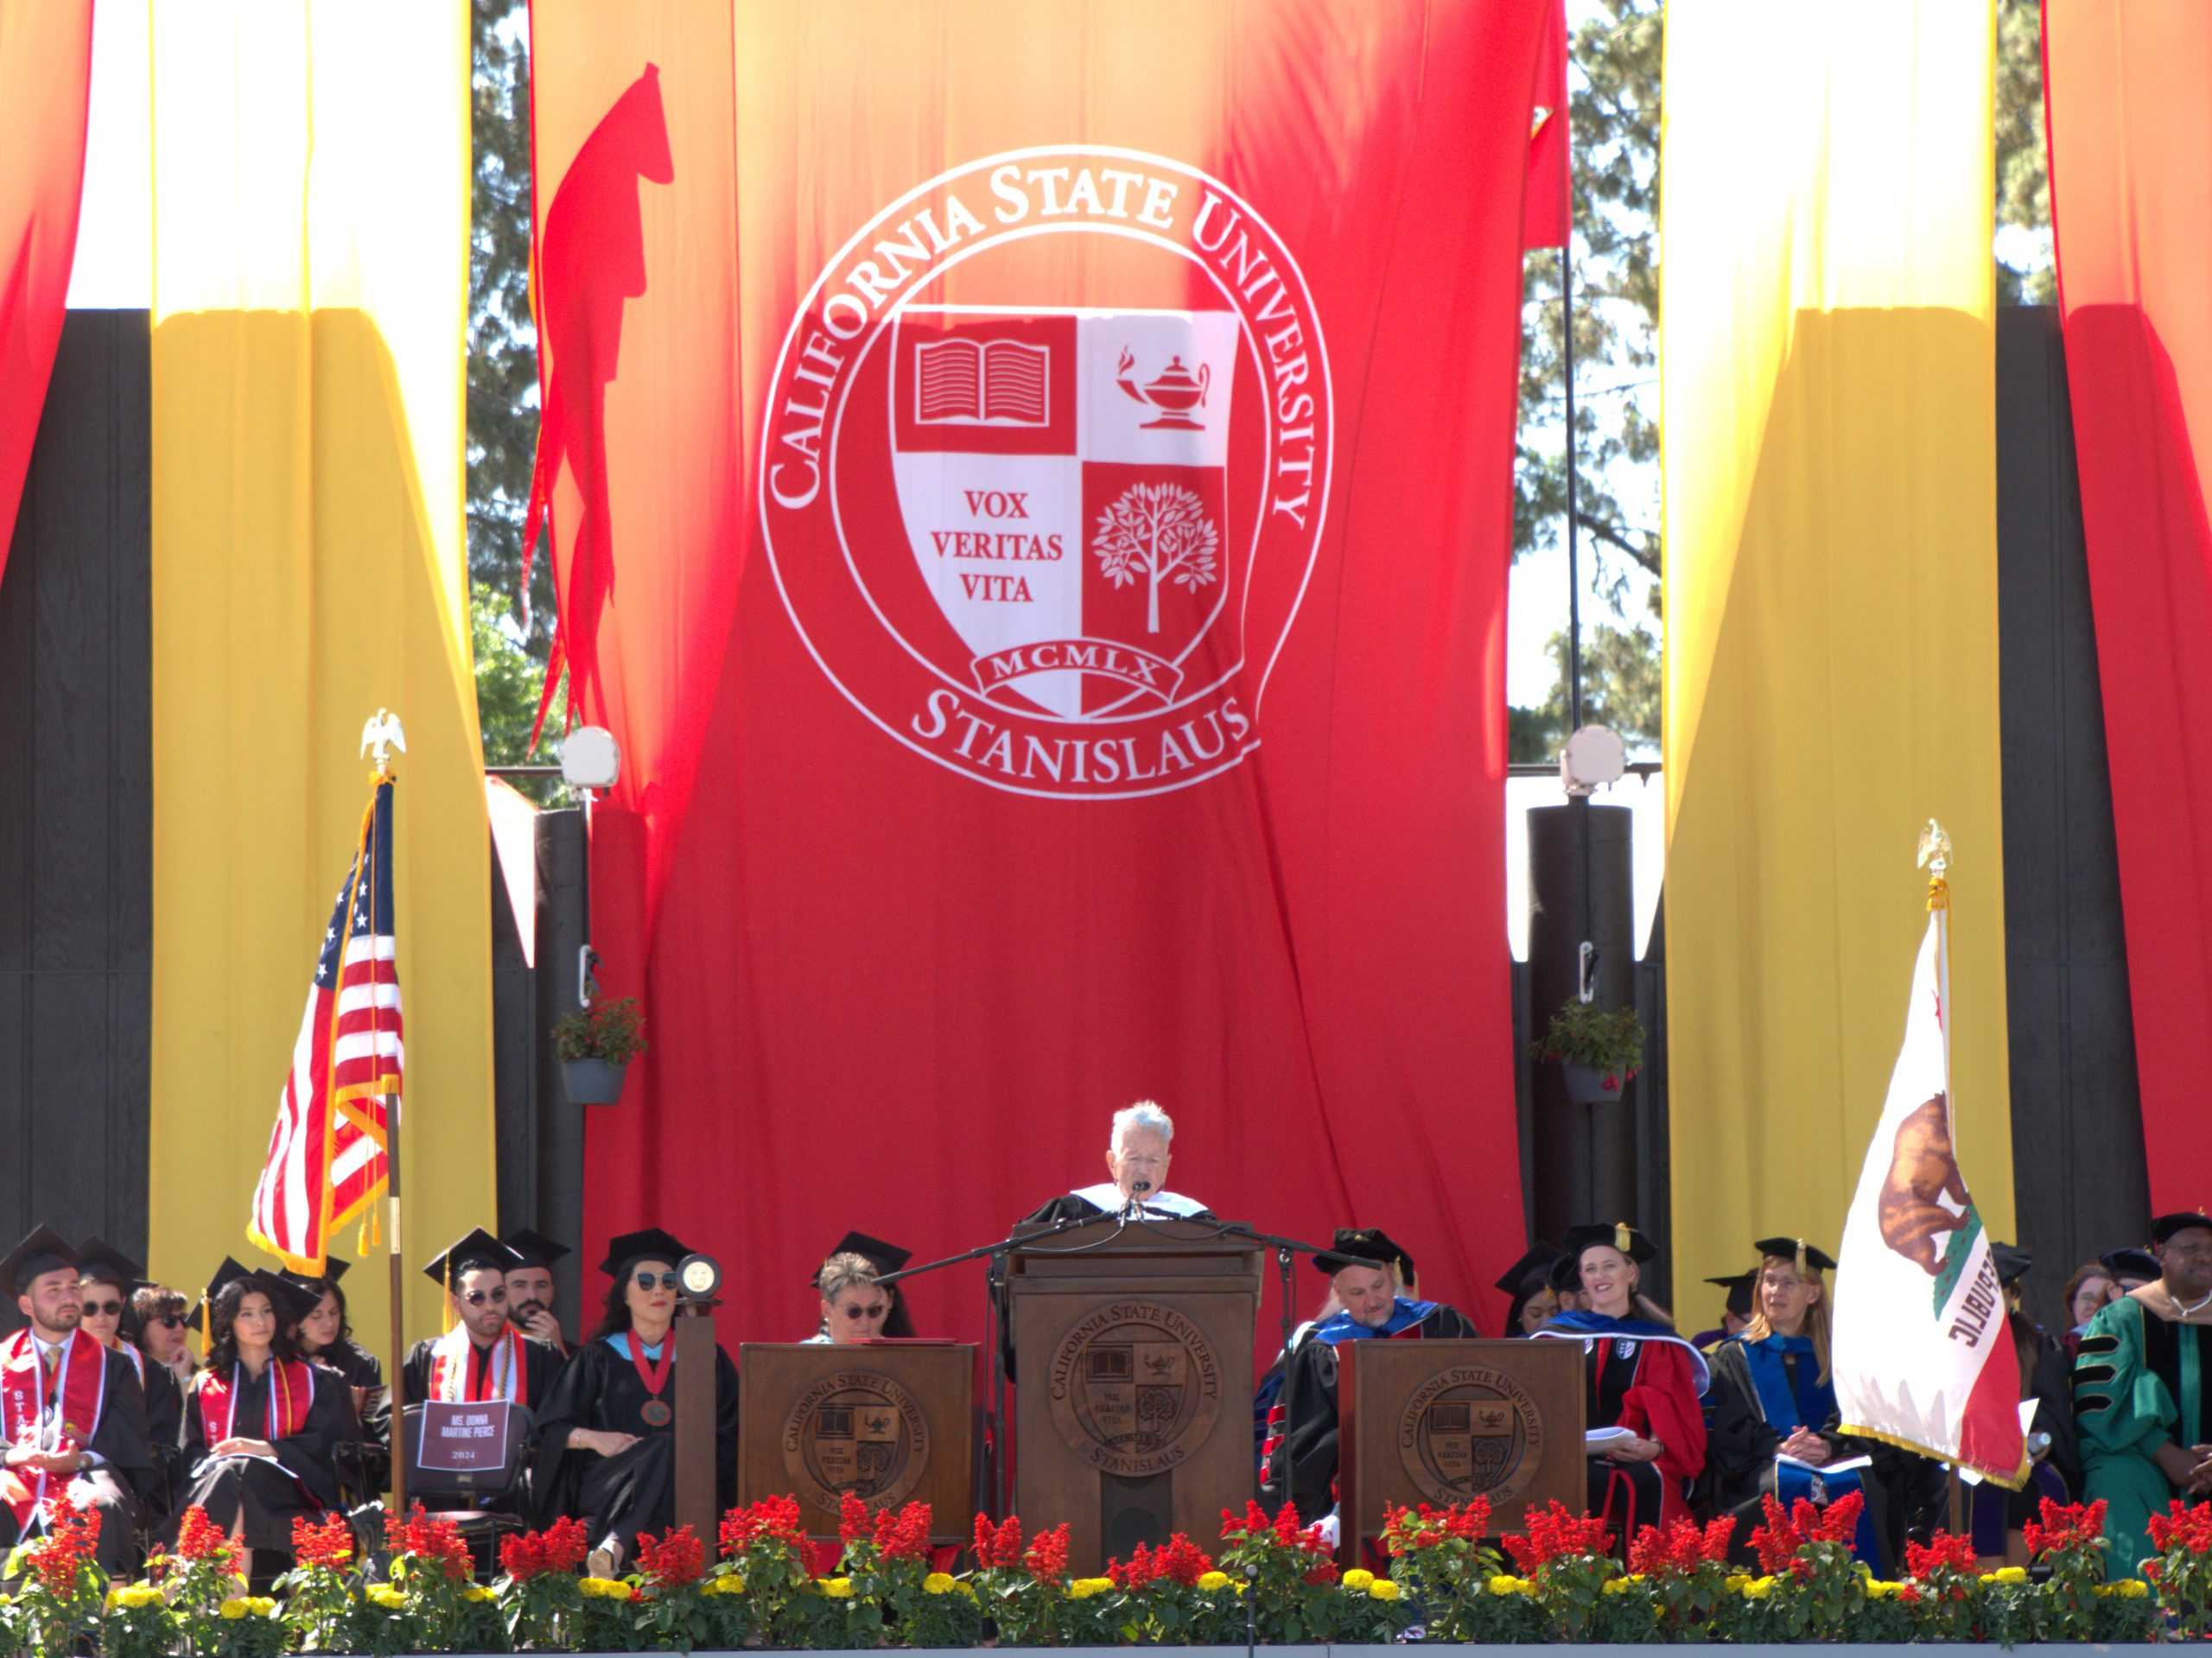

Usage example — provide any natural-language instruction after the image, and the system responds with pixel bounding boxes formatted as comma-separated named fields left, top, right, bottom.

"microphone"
left=1124, top=1178, right=1154, bottom=1220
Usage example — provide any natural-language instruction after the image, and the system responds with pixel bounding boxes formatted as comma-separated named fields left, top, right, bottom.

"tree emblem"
left=1092, top=482, right=1219, bottom=634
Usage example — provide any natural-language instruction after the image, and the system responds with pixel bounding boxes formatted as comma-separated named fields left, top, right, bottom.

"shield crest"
left=890, top=306, right=1239, bottom=720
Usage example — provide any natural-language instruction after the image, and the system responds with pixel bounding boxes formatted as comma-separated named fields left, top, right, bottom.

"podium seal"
left=782, top=1369, right=930, bottom=1509
left=1046, top=1301, right=1222, bottom=1477
left=1397, top=1364, right=1545, bottom=1508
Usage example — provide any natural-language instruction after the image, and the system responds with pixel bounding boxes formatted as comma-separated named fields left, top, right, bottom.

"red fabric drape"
left=2045, top=0, right=2212, bottom=1203
left=0, top=1, right=95, bottom=588
left=530, top=0, right=1542, bottom=1355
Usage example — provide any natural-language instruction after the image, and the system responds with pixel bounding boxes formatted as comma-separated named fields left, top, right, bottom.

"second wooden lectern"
left=1008, top=1219, right=1261, bottom=1568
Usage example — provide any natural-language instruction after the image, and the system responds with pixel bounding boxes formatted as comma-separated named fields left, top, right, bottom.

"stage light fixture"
left=562, top=725, right=621, bottom=792
left=1560, top=724, right=1626, bottom=797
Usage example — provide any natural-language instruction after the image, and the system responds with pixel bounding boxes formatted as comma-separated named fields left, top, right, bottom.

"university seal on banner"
left=1396, top=1365, right=1545, bottom=1509
left=781, top=1370, right=930, bottom=1509
left=760, top=146, right=1333, bottom=797
left=1046, top=1302, right=1222, bottom=1476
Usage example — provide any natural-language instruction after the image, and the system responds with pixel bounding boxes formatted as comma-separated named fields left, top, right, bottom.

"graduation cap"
left=2152, top=1211, right=2212, bottom=1246
left=1990, top=1242, right=2032, bottom=1287
left=1313, top=1226, right=1410, bottom=1277
left=248, top=1271, right=324, bottom=1325
left=598, top=1228, right=690, bottom=1277
left=2, top=1225, right=79, bottom=1295
left=1493, top=1242, right=1564, bottom=1299
left=2101, top=1246, right=2160, bottom=1284
left=816, top=1230, right=912, bottom=1284
left=73, top=1236, right=147, bottom=1292
left=1752, top=1236, right=1838, bottom=1274
left=502, top=1228, right=571, bottom=1270
left=1548, top=1252, right=1585, bottom=1294
left=1562, top=1221, right=1657, bottom=1264
left=423, top=1228, right=523, bottom=1287
left=1704, top=1268, right=1757, bottom=1319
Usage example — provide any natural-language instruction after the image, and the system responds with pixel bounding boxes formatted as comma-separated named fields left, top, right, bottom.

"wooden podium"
left=1008, top=1219, right=1262, bottom=1569
left=1337, top=1337, right=1584, bottom=1561
left=737, top=1342, right=976, bottom=1546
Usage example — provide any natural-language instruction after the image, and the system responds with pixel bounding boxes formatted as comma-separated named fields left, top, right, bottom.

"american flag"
left=248, top=779, right=402, bottom=1272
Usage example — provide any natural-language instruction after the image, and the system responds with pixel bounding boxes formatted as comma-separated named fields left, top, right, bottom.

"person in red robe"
left=1531, top=1222, right=1707, bottom=1538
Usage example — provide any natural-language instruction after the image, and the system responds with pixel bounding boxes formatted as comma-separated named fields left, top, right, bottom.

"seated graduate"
left=501, top=1229, right=577, bottom=1357
left=75, top=1237, right=183, bottom=1528
left=132, top=1283, right=199, bottom=1402
left=1965, top=1243, right=2079, bottom=1566
left=2101, top=1244, right=2160, bottom=1297
left=808, top=1233, right=916, bottom=1343
left=283, top=1258, right=382, bottom=1391
left=2075, top=1210, right=2212, bottom=1578
left=402, top=1229, right=565, bottom=1515
left=531, top=1228, right=738, bottom=1578
left=1691, top=1269, right=1755, bottom=1352
left=1258, top=1226, right=1478, bottom=1526
left=1702, top=1238, right=1874, bottom=1560
left=1, top=1226, right=151, bottom=1572
left=1023, top=1101, right=1212, bottom=1223
left=1497, top=1243, right=1565, bottom=1337
left=2061, top=1261, right=2120, bottom=1361
left=1547, top=1250, right=1586, bottom=1317
left=175, top=1260, right=352, bottom=1573
left=1531, top=1222, right=1707, bottom=1535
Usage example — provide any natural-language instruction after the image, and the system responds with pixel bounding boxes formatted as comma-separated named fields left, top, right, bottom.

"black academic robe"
left=400, top=1331, right=563, bottom=1514
left=530, top=1333, right=738, bottom=1554
left=111, top=1343, right=186, bottom=1523
left=309, top=1337, right=391, bottom=1504
left=1021, top=1189, right=1216, bottom=1226
left=177, top=1359, right=355, bottom=1553
left=314, top=1337, right=384, bottom=1389
left=1258, top=1300, right=1479, bottom=1525
left=0, top=1343, right=152, bottom=1572
left=1702, top=1339, right=1849, bottom=1527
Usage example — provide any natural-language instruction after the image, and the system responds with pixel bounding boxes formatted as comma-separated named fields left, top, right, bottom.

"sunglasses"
left=841, top=1304, right=890, bottom=1320
left=462, top=1286, right=508, bottom=1306
left=633, top=1271, right=680, bottom=1291
left=79, top=1299, right=124, bottom=1318
left=148, top=1313, right=184, bottom=1330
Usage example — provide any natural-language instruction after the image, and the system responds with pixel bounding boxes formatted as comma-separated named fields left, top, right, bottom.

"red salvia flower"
left=973, top=1512, right=1023, bottom=1570
left=541, top=1515, right=590, bottom=1574
left=838, top=1490, right=871, bottom=1545
left=290, top=1512, right=355, bottom=1571
left=872, top=1499, right=933, bottom=1560
left=385, top=1503, right=471, bottom=1581
left=2148, top=1500, right=2212, bottom=1556
left=1301, top=1558, right=1340, bottom=1586
left=26, top=1496, right=100, bottom=1596
left=176, top=1504, right=228, bottom=1563
left=637, top=1523, right=707, bottom=1587
left=1502, top=1500, right=1613, bottom=1576
left=499, top=1530, right=547, bottom=1583
left=1904, top=1531, right=1979, bottom=1581
left=1811, top=1490, right=1865, bottom=1545
left=722, top=1495, right=805, bottom=1558
left=1107, top=1544, right=1160, bottom=1591
left=2022, top=1496, right=2106, bottom=1559
left=1154, top=1532, right=1214, bottom=1586
left=1022, top=1523, right=1070, bottom=1584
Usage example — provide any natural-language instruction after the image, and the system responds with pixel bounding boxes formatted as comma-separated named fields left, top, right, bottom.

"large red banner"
left=530, top=1, right=1546, bottom=1350
left=0, top=1, right=94, bottom=588
left=2045, top=0, right=2212, bottom=1204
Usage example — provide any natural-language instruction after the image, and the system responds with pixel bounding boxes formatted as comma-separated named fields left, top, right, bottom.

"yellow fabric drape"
left=1660, top=4, right=2013, bottom=1299
left=148, top=3, right=487, bottom=1345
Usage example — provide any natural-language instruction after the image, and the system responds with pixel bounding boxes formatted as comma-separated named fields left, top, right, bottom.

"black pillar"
left=533, top=808, right=591, bottom=1331
left=1525, top=802, right=1638, bottom=1245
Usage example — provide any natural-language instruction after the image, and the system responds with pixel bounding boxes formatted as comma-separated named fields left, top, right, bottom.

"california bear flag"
left=1832, top=837, right=2028, bottom=1487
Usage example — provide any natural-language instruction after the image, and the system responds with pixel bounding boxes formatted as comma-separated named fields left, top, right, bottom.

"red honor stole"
left=0, top=1329, right=107, bottom=1531
left=196, top=1359, right=315, bottom=1449
left=428, top=1328, right=527, bottom=1402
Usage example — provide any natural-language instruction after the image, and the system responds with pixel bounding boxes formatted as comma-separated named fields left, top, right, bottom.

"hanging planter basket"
left=562, top=1056, right=629, bottom=1106
left=1561, top=1062, right=1628, bottom=1105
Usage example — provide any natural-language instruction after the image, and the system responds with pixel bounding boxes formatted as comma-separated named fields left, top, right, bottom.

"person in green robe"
left=2074, top=1211, right=2212, bottom=1576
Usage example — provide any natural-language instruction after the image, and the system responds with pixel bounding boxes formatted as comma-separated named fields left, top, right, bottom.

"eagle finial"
left=359, top=708, right=408, bottom=772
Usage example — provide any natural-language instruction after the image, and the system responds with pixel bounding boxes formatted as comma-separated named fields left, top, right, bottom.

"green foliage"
left=1535, top=999, right=1646, bottom=1073
left=1510, top=617, right=1662, bottom=764
left=551, top=995, right=647, bottom=1064
left=1996, top=0, right=2056, bottom=307
left=473, top=579, right=563, bottom=797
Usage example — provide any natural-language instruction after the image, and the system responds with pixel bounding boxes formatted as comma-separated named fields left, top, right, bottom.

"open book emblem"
left=913, top=337, right=1050, bottom=427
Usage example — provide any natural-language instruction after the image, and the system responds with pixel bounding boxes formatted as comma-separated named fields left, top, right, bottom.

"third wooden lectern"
left=1008, top=1219, right=1261, bottom=1569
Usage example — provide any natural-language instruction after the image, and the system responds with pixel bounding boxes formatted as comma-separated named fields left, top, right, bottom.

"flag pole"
left=362, top=714, right=409, bottom=1523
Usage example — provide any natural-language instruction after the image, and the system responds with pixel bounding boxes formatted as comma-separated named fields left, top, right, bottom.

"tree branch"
left=1575, top=511, right=1661, bottom=580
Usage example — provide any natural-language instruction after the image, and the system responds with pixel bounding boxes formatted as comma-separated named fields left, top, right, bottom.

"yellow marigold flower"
left=706, top=1573, right=746, bottom=1596
left=1601, top=1576, right=1631, bottom=1596
left=1069, top=1577, right=1114, bottom=1600
left=1742, top=1576, right=1775, bottom=1600
left=1196, top=1571, right=1232, bottom=1591
left=924, top=1572, right=958, bottom=1595
left=365, top=1585, right=407, bottom=1610
left=821, top=1576, right=855, bottom=1599
left=2120, top=1578, right=2150, bottom=1599
left=251, top=1598, right=278, bottom=1616
left=1993, top=1566, right=2028, bottom=1586
left=579, top=1577, right=633, bottom=1602
left=1724, top=1573, right=1751, bottom=1593
left=956, top=1579, right=977, bottom=1598
left=1486, top=1573, right=1527, bottom=1597
left=463, top=1585, right=494, bottom=1603
left=1342, top=1569, right=1376, bottom=1591
left=218, top=1598, right=249, bottom=1620
left=1367, top=1579, right=1401, bottom=1602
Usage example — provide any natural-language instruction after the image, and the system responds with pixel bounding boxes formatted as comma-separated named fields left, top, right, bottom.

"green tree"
left=1995, top=0, right=2054, bottom=305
